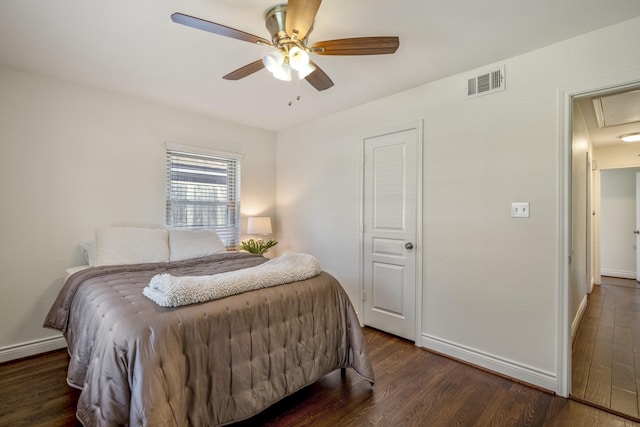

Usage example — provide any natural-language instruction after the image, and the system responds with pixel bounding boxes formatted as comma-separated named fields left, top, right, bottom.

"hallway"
left=572, top=277, right=640, bottom=420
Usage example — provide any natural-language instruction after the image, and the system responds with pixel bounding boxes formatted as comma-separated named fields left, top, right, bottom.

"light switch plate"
left=511, top=202, right=530, bottom=218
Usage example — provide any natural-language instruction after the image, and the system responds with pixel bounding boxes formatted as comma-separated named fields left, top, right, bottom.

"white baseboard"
left=601, top=269, right=636, bottom=279
left=572, top=295, right=588, bottom=343
left=420, top=333, right=556, bottom=392
left=0, top=335, right=66, bottom=363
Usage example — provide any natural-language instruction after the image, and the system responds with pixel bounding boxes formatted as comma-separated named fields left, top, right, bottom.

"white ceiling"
left=1, top=0, right=640, bottom=132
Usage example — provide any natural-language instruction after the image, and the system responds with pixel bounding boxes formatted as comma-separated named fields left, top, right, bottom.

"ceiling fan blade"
left=312, top=37, right=399, bottom=55
left=171, top=12, right=273, bottom=46
left=305, top=61, right=334, bottom=91
left=285, top=0, right=322, bottom=40
left=223, top=60, right=265, bottom=80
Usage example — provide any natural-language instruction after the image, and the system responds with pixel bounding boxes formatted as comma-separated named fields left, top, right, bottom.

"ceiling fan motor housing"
left=265, top=4, right=311, bottom=49
left=265, top=4, right=287, bottom=44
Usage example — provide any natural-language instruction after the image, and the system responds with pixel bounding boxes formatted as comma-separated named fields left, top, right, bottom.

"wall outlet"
left=511, top=202, right=530, bottom=218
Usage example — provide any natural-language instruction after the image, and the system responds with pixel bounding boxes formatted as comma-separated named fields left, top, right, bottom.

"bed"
left=43, top=227, right=374, bottom=426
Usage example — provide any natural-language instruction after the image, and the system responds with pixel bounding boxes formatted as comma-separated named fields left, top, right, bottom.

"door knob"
left=405, top=242, right=414, bottom=250
left=635, top=230, right=640, bottom=235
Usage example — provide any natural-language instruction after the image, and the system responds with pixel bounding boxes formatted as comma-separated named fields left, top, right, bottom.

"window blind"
left=166, top=148, right=241, bottom=249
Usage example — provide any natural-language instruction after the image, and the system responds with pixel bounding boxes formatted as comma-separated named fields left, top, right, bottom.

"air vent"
left=466, top=65, right=505, bottom=99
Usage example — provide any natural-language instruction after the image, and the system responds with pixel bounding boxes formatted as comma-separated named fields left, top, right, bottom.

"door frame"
left=359, top=119, right=424, bottom=344
left=636, top=172, right=640, bottom=281
left=558, top=69, right=640, bottom=397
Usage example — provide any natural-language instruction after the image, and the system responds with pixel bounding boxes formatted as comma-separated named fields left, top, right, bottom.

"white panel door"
left=363, top=128, right=418, bottom=340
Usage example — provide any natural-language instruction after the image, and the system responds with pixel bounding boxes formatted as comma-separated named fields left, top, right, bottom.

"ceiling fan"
left=171, top=0, right=400, bottom=91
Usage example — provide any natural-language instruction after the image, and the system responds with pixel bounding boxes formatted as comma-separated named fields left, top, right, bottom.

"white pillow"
left=168, top=229, right=227, bottom=261
left=94, top=227, right=169, bottom=266
left=80, top=240, right=96, bottom=266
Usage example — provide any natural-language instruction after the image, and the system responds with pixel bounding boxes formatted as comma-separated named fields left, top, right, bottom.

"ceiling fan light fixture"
left=262, top=49, right=291, bottom=81
left=288, top=46, right=310, bottom=71
left=262, top=50, right=284, bottom=72
left=271, top=62, right=292, bottom=81
left=620, top=132, right=640, bottom=143
left=296, top=61, right=316, bottom=79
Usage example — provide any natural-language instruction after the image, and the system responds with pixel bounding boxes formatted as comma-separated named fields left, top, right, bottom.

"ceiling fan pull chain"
left=288, top=95, right=302, bottom=106
left=288, top=76, right=302, bottom=106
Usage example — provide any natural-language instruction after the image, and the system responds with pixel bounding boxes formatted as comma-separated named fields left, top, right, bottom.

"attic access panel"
left=592, top=89, right=640, bottom=128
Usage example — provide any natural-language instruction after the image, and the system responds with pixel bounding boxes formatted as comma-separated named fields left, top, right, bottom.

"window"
left=166, top=143, right=242, bottom=249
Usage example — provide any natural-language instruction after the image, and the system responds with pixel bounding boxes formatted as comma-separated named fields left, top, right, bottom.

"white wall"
left=276, top=16, right=640, bottom=392
left=595, top=144, right=640, bottom=170
left=599, top=167, right=640, bottom=278
left=0, top=66, right=277, bottom=360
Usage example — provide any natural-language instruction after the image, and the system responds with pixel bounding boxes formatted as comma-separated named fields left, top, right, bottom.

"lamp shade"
left=296, top=61, right=316, bottom=79
left=272, top=62, right=292, bottom=81
left=262, top=50, right=291, bottom=82
left=247, top=217, right=272, bottom=235
left=288, top=46, right=310, bottom=71
left=262, top=50, right=284, bottom=72
left=263, top=50, right=292, bottom=81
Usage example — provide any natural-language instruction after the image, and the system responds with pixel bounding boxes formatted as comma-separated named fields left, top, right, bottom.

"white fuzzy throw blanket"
left=143, top=252, right=322, bottom=307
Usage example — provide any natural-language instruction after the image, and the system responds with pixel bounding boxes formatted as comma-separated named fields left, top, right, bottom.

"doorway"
left=572, top=166, right=640, bottom=419
left=566, top=80, right=640, bottom=418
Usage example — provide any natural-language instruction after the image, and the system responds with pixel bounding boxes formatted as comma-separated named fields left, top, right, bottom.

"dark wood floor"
left=572, top=276, right=640, bottom=420
left=1, top=328, right=638, bottom=427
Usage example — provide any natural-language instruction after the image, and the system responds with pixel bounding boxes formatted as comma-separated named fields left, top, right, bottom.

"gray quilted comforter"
left=44, top=252, right=374, bottom=426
